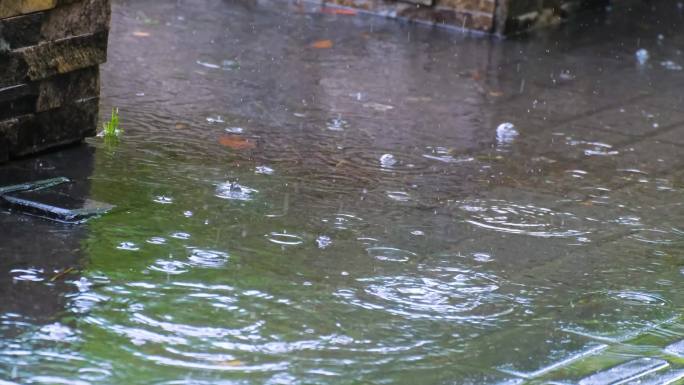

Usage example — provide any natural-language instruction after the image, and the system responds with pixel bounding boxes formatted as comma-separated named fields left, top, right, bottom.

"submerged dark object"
left=0, top=177, right=113, bottom=223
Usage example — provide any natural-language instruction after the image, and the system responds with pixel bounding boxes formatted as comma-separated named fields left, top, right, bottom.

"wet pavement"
left=1, top=0, right=684, bottom=383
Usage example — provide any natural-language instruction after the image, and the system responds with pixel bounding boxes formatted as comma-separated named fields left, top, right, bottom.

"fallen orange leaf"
left=321, top=7, right=357, bottom=15
left=311, top=39, right=333, bottom=49
left=218, top=135, right=256, bottom=150
left=132, top=31, right=150, bottom=37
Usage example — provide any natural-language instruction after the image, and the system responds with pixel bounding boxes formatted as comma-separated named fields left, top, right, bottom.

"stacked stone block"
left=0, top=0, right=109, bottom=162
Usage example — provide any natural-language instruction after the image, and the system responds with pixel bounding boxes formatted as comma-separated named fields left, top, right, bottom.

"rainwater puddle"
left=3, top=0, right=684, bottom=383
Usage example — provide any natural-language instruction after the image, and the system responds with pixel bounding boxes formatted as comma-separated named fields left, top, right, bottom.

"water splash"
left=215, top=182, right=257, bottom=201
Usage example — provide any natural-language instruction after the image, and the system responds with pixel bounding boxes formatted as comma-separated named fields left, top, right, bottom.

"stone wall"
left=0, top=0, right=110, bottom=162
left=321, top=0, right=608, bottom=34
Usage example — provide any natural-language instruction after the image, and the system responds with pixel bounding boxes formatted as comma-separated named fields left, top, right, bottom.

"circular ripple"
left=336, top=265, right=519, bottom=322
left=366, top=247, right=417, bottom=263
left=459, top=199, right=586, bottom=238
left=266, top=232, right=304, bottom=246
left=188, top=249, right=229, bottom=268
left=215, top=182, right=258, bottom=201
left=149, top=259, right=190, bottom=275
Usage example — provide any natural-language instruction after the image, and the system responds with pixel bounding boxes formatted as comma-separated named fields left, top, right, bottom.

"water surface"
left=1, top=0, right=684, bottom=383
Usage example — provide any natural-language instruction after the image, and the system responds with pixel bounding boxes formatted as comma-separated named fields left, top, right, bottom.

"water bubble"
left=154, top=196, right=173, bottom=204
left=255, top=166, right=275, bottom=175
left=147, top=237, right=167, bottom=245
left=117, top=242, right=140, bottom=251
left=661, top=60, right=682, bottom=71
left=221, top=59, right=239, bottom=70
left=363, top=102, right=394, bottom=112
left=386, top=191, right=410, bottom=202
left=206, top=116, right=225, bottom=123
left=197, top=60, right=221, bottom=69
left=472, top=253, right=493, bottom=262
left=10, top=268, right=44, bottom=282
left=326, top=116, right=349, bottom=131
left=559, top=70, right=575, bottom=81
left=635, top=49, right=649, bottom=65
left=380, top=154, right=397, bottom=168
left=215, top=182, right=257, bottom=201
left=225, top=127, right=244, bottom=134
left=496, top=123, right=518, bottom=146
left=149, top=259, right=190, bottom=275
left=316, top=235, right=332, bottom=249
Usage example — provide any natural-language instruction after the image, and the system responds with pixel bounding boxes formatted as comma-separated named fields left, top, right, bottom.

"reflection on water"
left=1, top=0, right=684, bottom=383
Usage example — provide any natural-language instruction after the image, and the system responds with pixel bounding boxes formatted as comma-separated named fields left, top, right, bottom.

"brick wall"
left=0, top=0, right=110, bottom=162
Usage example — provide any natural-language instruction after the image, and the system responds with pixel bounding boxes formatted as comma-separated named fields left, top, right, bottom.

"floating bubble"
left=496, top=123, right=518, bottom=146
left=380, top=154, right=397, bottom=168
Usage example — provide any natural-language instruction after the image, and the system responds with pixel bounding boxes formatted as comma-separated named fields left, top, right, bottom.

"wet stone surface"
left=0, top=0, right=109, bottom=161
left=1, top=0, right=684, bottom=384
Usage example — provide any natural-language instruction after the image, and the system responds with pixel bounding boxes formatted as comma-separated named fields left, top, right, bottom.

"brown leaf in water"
left=175, top=122, right=189, bottom=129
left=311, top=39, right=334, bottom=49
left=218, top=135, right=256, bottom=150
left=471, top=70, right=481, bottom=81
left=50, top=267, right=76, bottom=282
left=320, top=7, right=357, bottom=15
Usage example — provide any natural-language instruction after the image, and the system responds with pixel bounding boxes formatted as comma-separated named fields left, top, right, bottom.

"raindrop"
left=197, top=60, right=220, bottom=69
left=149, top=259, right=190, bottom=275
left=215, top=182, right=257, bottom=201
left=154, top=196, right=173, bottom=204
left=473, top=253, right=493, bottom=262
left=225, top=127, right=244, bottom=133
left=255, top=166, right=275, bottom=175
left=117, top=242, right=140, bottom=251
left=206, top=116, right=225, bottom=123
left=363, top=102, right=394, bottom=112
left=147, top=237, right=167, bottom=245
left=326, top=116, right=349, bottom=131
left=558, top=70, right=575, bottom=81
left=386, top=191, right=410, bottom=202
